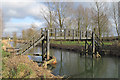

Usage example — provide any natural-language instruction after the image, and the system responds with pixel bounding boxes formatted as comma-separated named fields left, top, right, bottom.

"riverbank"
left=1, top=40, right=61, bottom=79
left=2, top=54, right=60, bottom=78
left=37, top=41, right=120, bottom=57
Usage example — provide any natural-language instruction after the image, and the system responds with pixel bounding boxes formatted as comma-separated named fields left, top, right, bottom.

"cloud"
left=4, top=21, right=45, bottom=33
left=2, top=0, right=48, bottom=22
left=1, top=0, right=49, bottom=35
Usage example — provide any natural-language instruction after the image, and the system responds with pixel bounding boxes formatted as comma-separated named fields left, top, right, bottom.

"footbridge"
left=15, top=28, right=104, bottom=60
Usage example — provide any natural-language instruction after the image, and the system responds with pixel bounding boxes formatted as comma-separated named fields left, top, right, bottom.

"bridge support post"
left=47, top=30, right=50, bottom=60
left=85, top=31, right=88, bottom=56
left=42, top=39, right=45, bottom=61
left=92, top=32, right=95, bottom=57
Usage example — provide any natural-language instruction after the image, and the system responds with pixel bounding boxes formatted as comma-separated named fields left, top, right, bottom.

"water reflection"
left=28, top=47, right=118, bottom=78
left=50, top=49, right=118, bottom=78
left=28, top=55, right=42, bottom=62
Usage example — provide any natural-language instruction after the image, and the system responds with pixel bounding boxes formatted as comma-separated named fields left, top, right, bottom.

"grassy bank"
left=49, top=41, right=120, bottom=57
left=1, top=43, right=60, bottom=78
left=50, top=41, right=113, bottom=46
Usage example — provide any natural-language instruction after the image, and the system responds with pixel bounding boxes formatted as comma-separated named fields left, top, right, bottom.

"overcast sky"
left=1, top=0, right=120, bottom=37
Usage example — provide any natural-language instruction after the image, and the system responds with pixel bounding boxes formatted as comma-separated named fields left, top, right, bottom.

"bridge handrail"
left=18, top=28, right=44, bottom=52
left=46, top=28, right=93, bottom=39
left=94, top=34, right=104, bottom=47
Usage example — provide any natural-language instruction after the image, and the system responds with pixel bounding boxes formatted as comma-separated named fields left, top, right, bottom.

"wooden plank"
left=42, top=58, right=55, bottom=68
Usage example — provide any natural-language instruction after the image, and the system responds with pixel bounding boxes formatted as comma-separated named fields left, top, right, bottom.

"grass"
left=2, top=50, right=11, bottom=57
left=103, top=42, right=113, bottom=45
left=1, top=41, right=58, bottom=78
left=1, top=43, right=11, bottom=57
left=2, top=62, right=36, bottom=78
left=50, top=41, right=113, bottom=46
left=50, top=41, right=91, bottom=46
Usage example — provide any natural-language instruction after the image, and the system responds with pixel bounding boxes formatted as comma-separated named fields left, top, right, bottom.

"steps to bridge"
left=16, top=28, right=50, bottom=61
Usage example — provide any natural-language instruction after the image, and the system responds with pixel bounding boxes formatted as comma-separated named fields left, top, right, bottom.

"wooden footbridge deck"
left=14, top=28, right=104, bottom=61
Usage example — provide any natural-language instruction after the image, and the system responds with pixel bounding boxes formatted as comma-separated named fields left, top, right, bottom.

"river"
left=10, top=42, right=119, bottom=78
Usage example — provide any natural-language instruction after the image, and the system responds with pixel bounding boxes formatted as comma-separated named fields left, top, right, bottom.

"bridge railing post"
left=73, top=29, right=74, bottom=40
left=60, top=28, right=62, bottom=37
left=68, top=30, right=70, bottom=37
left=64, top=29, right=66, bottom=40
left=47, top=30, right=50, bottom=60
left=80, top=30, right=81, bottom=40
left=86, top=31, right=88, bottom=39
left=55, top=28, right=56, bottom=39
left=50, top=29, right=52, bottom=37
left=41, top=28, right=43, bottom=35
left=76, top=30, right=78, bottom=38
left=92, top=32, right=95, bottom=57
left=81, top=31, right=83, bottom=38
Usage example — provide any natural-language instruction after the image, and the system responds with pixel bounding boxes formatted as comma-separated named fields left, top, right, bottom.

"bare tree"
left=111, top=2, right=119, bottom=36
left=54, top=2, right=68, bottom=29
left=83, top=8, right=91, bottom=31
left=41, top=2, right=56, bottom=28
left=91, top=2, right=110, bottom=39
left=75, top=5, right=84, bottom=30
left=63, top=2, right=76, bottom=29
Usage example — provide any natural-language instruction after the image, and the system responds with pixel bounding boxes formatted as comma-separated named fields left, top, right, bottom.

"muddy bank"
left=37, top=43, right=85, bottom=53
left=103, top=45, right=120, bottom=57
left=37, top=43, right=120, bottom=57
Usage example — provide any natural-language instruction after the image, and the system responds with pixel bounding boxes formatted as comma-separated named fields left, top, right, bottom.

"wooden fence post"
left=51, top=29, right=52, bottom=37
left=47, top=30, right=50, bottom=60
left=60, top=28, right=62, bottom=37
left=68, top=30, right=70, bottom=37
left=64, top=29, right=66, bottom=40
left=80, top=30, right=81, bottom=40
left=55, top=28, right=56, bottom=39
left=92, top=32, right=95, bottom=56
left=73, top=29, right=74, bottom=40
